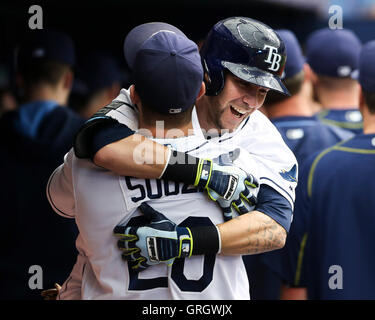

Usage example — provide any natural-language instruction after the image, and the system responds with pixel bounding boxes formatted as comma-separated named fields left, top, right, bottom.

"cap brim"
left=222, top=61, right=290, bottom=96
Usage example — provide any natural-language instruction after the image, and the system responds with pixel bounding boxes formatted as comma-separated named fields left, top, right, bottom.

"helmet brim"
left=222, top=61, right=290, bottom=96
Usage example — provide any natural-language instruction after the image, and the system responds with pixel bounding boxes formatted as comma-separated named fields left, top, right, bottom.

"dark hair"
left=264, top=70, right=305, bottom=105
left=362, top=90, right=375, bottom=114
left=20, top=60, right=71, bottom=88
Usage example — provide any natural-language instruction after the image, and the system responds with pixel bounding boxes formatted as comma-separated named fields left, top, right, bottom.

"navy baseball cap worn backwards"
left=306, top=28, right=361, bottom=78
left=276, top=29, right=304, bottom=80
left=17, top=29, right=75, bottom=71
left=124, top=22, right=203, bottom=114
left=358, top=40, right=375, bottom=93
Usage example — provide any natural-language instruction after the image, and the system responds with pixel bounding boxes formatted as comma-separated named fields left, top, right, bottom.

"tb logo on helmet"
left=264, top=45, right=282, bottom=72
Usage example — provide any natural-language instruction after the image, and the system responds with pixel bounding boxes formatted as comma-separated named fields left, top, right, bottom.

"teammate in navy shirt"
left=249, top=30, right=353, bottom=300
left=0, top=30, right=84, bottom=299
left=316, top=108, right=363, bottom=135
left=305, top=28, right=363, bottom=134
left=271, top=39, right=375, bottom=300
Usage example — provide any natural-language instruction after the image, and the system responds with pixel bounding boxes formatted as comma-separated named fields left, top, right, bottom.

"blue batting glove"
left=194, top=158, right=259, bottom=220
left=114, top=203, right=193, bottom=271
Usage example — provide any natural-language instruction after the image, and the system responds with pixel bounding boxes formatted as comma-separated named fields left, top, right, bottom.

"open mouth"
left=230, top=105, right=247, bottom=118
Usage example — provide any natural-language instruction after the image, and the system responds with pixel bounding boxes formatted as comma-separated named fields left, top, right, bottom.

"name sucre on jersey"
left=120, top=176, right=205, bottom=212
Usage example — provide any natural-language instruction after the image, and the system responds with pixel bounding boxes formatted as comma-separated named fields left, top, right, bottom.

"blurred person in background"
left=0, top=88, right=17, bottom=117
left=0, top=63, right=18, bottom=117
left=272, top=40, right=375, bottom=299
left=306, top=28, right=363, bottom=134
left=249, top=29, right=353, bottom=300
left=0, top=29, right=84, bottom=299
left=69, top=51, right=122, bottom=119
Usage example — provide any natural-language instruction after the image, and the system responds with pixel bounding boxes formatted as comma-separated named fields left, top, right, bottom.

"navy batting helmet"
left=200, top=17, right=289, bottom=96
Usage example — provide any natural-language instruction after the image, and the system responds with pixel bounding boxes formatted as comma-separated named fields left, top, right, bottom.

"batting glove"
left=114, top=203, right=193, bottom=271
left=194, top=159, right=259, bottom=220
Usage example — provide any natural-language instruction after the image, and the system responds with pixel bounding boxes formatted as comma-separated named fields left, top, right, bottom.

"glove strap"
left=176, top=227, right=193, bottom=258
left=160, top=150, right=200, bottom=185
left=190, top=226, right=220, bottom=255
left=194, top=159, right=213, bottom=188
left=176, top=226, right=221, bottom=258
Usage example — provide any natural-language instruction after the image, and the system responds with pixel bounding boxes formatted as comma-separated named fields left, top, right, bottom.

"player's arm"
left=93, top=133, right=169, bottom=179
left=218, top=211, right=286, bottom=255
left=74, top=116, right=258, bottom=215
left=114, top=184, right=291, bottom=271
left=213, top=183, right=291, bottom=255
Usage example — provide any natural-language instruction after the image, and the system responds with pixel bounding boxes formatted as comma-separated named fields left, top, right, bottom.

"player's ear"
left=62, top=68, right=74, bottom=90
left=196, top=81, right=206, bottom=101
left=303, top=63, right=313, bottom=83
left=130, top=85, right=141, bottom=105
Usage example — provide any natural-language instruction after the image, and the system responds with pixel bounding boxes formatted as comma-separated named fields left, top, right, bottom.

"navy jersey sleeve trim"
left=255, top=184, right=293, bottom=232
left=91, top=120, right=134, bottom=157
left=74, top=117, right=134, bottom=159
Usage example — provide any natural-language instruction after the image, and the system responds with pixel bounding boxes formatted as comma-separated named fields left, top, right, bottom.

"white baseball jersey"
left=48, top=132, right=260, bottom=299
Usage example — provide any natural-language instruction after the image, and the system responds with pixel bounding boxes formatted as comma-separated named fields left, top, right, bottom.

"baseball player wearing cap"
left=48, top=23, right=264, bottom=299
left=270, top=40, right=375, bottom=299
left=306, top=28, right=363, bottom=134
left=69, top=51, right=122, bottom=119
left=245, top=29, right=354, bottom=300
left=0, top=29, right=85, bottom=299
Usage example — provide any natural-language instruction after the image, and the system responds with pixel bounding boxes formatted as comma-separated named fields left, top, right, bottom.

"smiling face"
left=197, top=72, right=269, bottom=132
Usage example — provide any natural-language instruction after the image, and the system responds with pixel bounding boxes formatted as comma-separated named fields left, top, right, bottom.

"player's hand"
left=114, top=202, right=193, bottom=272
left=194, top=159, right=259, bottom=221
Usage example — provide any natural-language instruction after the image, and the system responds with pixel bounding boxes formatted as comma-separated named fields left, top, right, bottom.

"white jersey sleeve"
left=46, top=149, right=76, bottom=218
left=98, top=87, right=139, bottom=130
left=244, top=111, right=298, bottom=207
left=196, top=110, right=298, bottom=209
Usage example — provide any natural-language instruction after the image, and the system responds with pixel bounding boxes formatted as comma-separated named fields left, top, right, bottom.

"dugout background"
left=1, top=0, right=375, bottom=86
